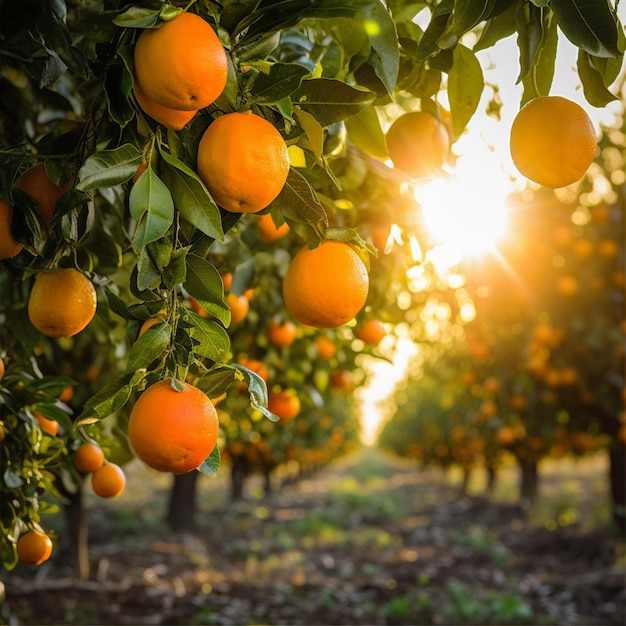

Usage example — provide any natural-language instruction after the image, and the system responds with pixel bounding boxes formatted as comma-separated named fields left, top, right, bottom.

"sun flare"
left=413, top=154, right=511, bottom=267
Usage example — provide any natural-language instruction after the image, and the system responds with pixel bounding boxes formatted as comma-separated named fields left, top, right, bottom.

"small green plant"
left=379, top=590, right=433, bottom=624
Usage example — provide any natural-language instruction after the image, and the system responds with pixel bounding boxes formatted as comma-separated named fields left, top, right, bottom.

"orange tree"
left=1, top=0, right=624, bottom=570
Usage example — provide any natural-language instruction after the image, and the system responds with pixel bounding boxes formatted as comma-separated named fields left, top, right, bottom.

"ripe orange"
left=267, top=320, right=297, bottom=347
left=330, top=370, right=353, bottom=391
left=510, top=96, right=596, bottom=188
left=16, top=530, right=53, bottom=565
left=15, top=164, right=68, bottom=229
left=0, top=198, right=24, bottom=259
left=128, top=379, right=219, bottom=473
left=282, top=240, right=369, bottom=328
left=133, top=82, right=197, bottom=130
left=34, top=412, right=58, bottom=436
left=354, top=318, right=385, bottom=345
left=74, top=442, right=105, bottom=474
left=133, top=12, right=227, bottom=111
left=386, top=111, right=449, bottom=179
left=58, top=385, right=74, bottom=403
left=0, top=357, right=4, bottom=382
left=257, top=212, right=290, bottom=243
left=315, top=335, right=336, bottom=360
left=227, top=292, right=249, bottom=324
left=268, top=389, right=300, bottom=421
left=28, top=268, right=97, bottom=338
left=197, top=112, right=290, bottom=213
left=91, top=463, right=126, bottom=498
left=221, top=272, right=233, bottom=291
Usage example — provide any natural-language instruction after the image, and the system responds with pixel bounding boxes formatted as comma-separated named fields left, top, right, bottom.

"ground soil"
left=1, top=448, right=624, bottom=625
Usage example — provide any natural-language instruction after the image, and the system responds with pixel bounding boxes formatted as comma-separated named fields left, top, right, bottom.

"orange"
left=510, top=96, right=596, bottom=188
left=197, top=112, right=290, bottom=213
left=330, top=370, right=353, bottom=391
left=188, top=297, right=210, bottom=318
left=133, top=12, right=227, bottom=111
left=221, top=272, right=233, bottom=291
left=386, top=111, right=449, bottom=179
left=267, top=320, right=297, bottom=347
left=16, top=530, right=53, bottom=565
left=0, top=423, right=5, bottom=441
left=354, top=318, right=385, bottom=345
left=128, top=379, right=219, bottom=473
left=133, top=82, right=197, bottom=130
left=15, top=163, right=68, bottom=229
left=0, top=198, right=24, bottom=259
left=315, top=335, right=336, bottom=360
left=34, top=412, right=58, bottom=436
left=227, top=292, right=249, bottom=324
left=91, top=463, right=126, bottom=498
left=257, top=212, right=290, bottom=243
left=268, top=389, right=300, bottom=421
left=59, top=385, right=74, bottom=403
left=74, top=442, right=105, bottom=474
left=28, top=268, right=97, bottom=338
left=0, top=357, right=4, bottom=382
left=282, top=240, right=369, bottom=328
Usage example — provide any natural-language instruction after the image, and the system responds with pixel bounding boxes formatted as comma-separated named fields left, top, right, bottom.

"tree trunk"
left=486, top=465, right=497, bottom=493
left=60, top=482, right=89, bottom=580
left=460, top=467, right=471, bottom=494
left=231, top=457, right=249, bottom=501
left=166, top=472, right=199, bottom=530
left=518, top=456, right=539, bottom=503
left=609, top=441, right=626, bottom=532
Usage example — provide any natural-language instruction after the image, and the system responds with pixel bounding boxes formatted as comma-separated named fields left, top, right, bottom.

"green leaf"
left=184, top=254, right=230, bottom=326
left=38, top=0, right=89, bottom=80
left=195, top=365, right=237, bottom=398
left=125, top=322, right=170, bottom=373
left=520, top=11, right=558, bottom=102
left=159, top=149, right=224, bottom=240
left=416, top=0, right=454, bottom=61
left=438, top=0, right=498, bottom=48
left=551, top=0, right=621, bottom=58
left=198, top=444, right=221, bottom=477
left=292, top=78, right=376, bottom=128
left=129, top=167, right=175, bottom=252
left=76, top=370, right=145, bottom=425
left=112, top=6, right=162, bottom=28
left=363, top=0, right=400, bottom=95
left=185, top=312, right=230, bottom=362
left=474, top=1, right=518, bottom=51
left=248, top=63, right=310, bottom=105
left=271, top=168, right=328, bottom=246
left=295, top=109, right=325, bottom=160
left=447, top=44, right=484, bottom=137
left=344, top=105, right=388, bottom=159
left=135, top=248, right=162, bottom=292
left=577, top=50, right=619, bottom=106
left=76, top=144, right=143, bottom=191
left=232, top=363, right=277, bottom=421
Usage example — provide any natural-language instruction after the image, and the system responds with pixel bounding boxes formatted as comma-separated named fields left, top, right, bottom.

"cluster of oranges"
left=72, top=442, right=126, bottom=499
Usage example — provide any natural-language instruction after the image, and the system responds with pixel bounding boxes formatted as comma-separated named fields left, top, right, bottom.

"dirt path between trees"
left=2, top=448, right=624, bottom=625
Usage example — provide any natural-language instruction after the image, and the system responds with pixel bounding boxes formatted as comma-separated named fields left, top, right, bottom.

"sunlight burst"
left=414, top=152, right=511, bottom=269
